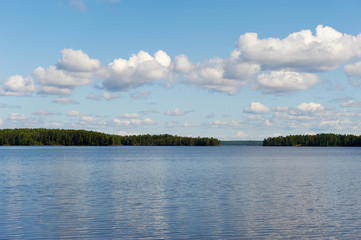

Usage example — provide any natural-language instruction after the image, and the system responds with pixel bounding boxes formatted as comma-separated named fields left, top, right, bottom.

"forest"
left=263, top=133, right=361, bottom=147
left=0, top=128, right=220, bottom=146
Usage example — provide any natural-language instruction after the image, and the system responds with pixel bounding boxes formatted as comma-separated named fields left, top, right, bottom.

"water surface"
left=1, top=146, right=361, bottom=239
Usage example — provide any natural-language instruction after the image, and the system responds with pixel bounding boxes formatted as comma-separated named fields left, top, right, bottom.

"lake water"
left=1, top=146, right=361, bottom=239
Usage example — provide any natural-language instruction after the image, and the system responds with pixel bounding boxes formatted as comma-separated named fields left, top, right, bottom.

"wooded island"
left=0, top=128, right=220, bottom=146
left=263, top=133, right=361, bottom=146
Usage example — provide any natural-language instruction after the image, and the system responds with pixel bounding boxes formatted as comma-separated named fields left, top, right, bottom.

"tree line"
left=263, top=133, right=361, bottom=147
left=0, top=128, right=220, bottom=146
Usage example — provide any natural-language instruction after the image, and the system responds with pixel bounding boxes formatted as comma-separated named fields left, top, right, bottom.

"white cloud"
left=80, top=116, right=96, bottom=122
left=33, top=110, right=55, bottom=116
left=117, top=130, right=139, bottom=136
left=244, top=102, right=270, bottom=114
left=174, top=25, right=358, bottom=95
left=234, top=25, right=361, bottom=72
left=269, top=102, right=361, bottom=133
left=66, top=110, right=82, bottom=117
left=0, top=118, right=2, bottom=125
left=121, top=113, right=140, bottom=118
left=183, top=122, right=199, bottom=127
left=87, top=93, right=101, bottom=101
left=319, top=119, right=355, bottom=131
left=340, top=99, right=361, bottom=108
left=294, top=102, right=325, bottom=114
left=32, top=49, right=100, bottom=95
left=9, top=113, right=26, bottom=120
left=34, top=66, right=94, bottom=95
left=173, top=54, right=195, bottom=73
left=209, top=120, right=242, bottom=128
left=174, top=54, right=260, bottom=95
left=271, top=133, right=281, bottom=137
left=345, top=61, right=361, bottom=78
left=113, top=118, right=156, bottom=126
left=57, top=49, right=100, bottom=72
left=272, top=106, right=289, bottom=112
left=165, top=108, right=188, bottom=116
left=235, top=131, right=247, bottom=137
left=39, top=86, right=72, bottom=95
left=101, top=50, right=171, bottom=91
left=0, top=75, right=35, bottom=96
left=253, top=71, right=320, bottom=94
left=102, top=91, right=121, bottom=100
left=52, top=97, right=79, bottom=104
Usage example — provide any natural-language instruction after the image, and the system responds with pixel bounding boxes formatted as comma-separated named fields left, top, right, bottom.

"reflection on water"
left=1, top=146, right=361, bottom=239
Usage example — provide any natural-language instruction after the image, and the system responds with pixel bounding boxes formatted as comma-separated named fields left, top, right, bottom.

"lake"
left=1, top=146, right=361, bottom=239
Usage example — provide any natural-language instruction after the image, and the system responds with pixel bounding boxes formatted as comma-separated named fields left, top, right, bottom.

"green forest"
left=263, top=133, right=361, bottom=147
left=0, top=128, right=220, bottom=146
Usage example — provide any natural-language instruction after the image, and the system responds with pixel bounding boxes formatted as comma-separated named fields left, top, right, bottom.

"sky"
left=1, top=0, right=361, bottom=140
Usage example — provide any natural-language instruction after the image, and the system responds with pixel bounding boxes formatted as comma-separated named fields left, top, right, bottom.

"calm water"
left=1, top=146, right=361, bottom=239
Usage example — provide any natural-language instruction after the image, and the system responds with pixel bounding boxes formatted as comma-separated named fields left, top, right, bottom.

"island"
left=0, top=128, right=220, bottom=146
left=263, top=133, right=361, bottom=147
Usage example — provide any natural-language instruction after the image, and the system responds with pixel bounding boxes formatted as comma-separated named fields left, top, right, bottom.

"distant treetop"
left=0, top=128, right=220, bottom=146
left=263, top=133, right=361, bottom=147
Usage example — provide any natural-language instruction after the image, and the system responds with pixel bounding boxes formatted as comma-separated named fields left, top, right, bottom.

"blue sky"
left=1, top=0, right=361, bottom=140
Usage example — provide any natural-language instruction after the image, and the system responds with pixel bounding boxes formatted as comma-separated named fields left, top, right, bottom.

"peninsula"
left=0, top=128, right=220, bottom=146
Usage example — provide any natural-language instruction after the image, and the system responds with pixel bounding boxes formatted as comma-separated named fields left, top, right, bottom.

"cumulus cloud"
left=120, top=113, right=140, bottom=118
left=345, top=61, right=361, bottom=79
left=208, top=120, right=242, bottom=128
left=173, top=25, right=359, bottom=95
left=80, top=116, right=96, bottom=122
left=252, top=71, right=321, bottom=94
left=4, top=25, right=360, bottom=99
left=234, top=25, right=361, bottom=72
left=244, top=102, right=270, bottom=114
left=8, top=113, right=26, bottom=120
left=272, top=106, right=289, bottom=112
left=32, top=49, right=100, bottom=95
left=101, top=50, right=171, bottom=91
left=340, top=98, right=361, bottom=108
left=267, top=102, right=361, bottom=133
left=269, top=102, right=331, bottom=131
left=34, top=66, right=94, bottom=95
left=165, top=108, right=189, bottom=116
left=183, top=122, right=199, bottom=127
left=87, top=93, right=101, bottom=101
left=174, top=54, right=260, bottom=95
left=66, top=110, right=82, bottom=117
left=33, top=110, right=55, bottom=116
left=57, top=49, right=101, bottom=72
left=113, top=118, right=156, bottom=126
left=52, top=97, right=79, bottom=104
left=295, top=102, right=325, bottom=113
left=102, top=91, right=121, bottom=100
left=117, top=130, right=139, bottom=136
left=0, top=75, right=36, bottom=96
left=288, top=102, right=326, bottom=117
left=235, top=131, right=247, bottom=137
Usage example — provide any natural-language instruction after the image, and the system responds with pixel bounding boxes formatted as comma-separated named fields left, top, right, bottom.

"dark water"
left=1, top=146, right=361, bottom=239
